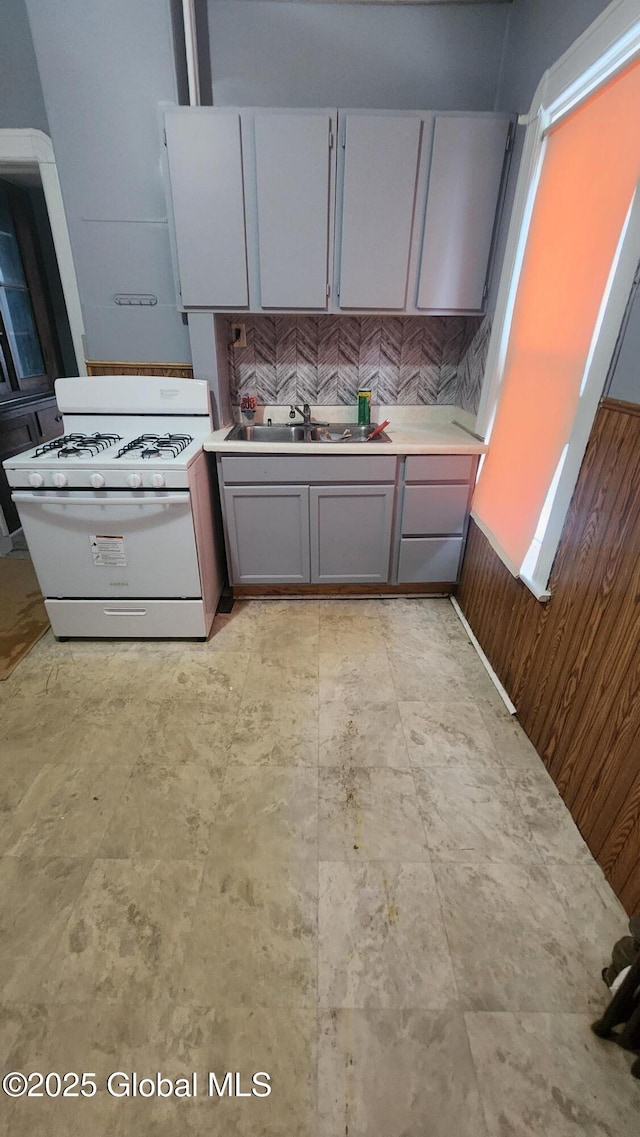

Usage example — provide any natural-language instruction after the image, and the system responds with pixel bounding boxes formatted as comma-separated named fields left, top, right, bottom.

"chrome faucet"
left=289, top=403, right=312, bottom=423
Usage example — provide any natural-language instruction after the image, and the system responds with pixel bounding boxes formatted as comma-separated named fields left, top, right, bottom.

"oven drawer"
left=46, top=599, right=208, bottom=639
left=12, top=490, right=202, bottom=599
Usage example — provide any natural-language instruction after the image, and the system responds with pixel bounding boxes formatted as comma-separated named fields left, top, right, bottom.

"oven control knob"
left=150, top=473, right=166, bottom=489
left=127, top=473, right=143, bottom=489
left=52, top=472, right=68, bottom=488
left=29, top=472, right=45, bottom=488
left=90, top=473, right=105, bottom=489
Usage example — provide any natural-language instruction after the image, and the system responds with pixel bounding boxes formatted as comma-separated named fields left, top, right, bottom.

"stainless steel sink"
left=316, top=424, right=391, bottom=443
left=224, top=423, right=309, bottom=442
left=224, top=422, right=391, bottom=443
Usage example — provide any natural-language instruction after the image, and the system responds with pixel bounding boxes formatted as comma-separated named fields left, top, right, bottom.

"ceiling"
left=252, top=2, right=513, bottom=5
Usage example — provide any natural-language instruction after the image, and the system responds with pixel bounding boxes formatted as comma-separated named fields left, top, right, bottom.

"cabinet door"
left=416, top=115, right=510, bottom=311
left=336, top=114, right=423, bottom=309
left=252, top=112, right=334, bottom=309
left=223, top=485, right=310, bottom=584
left=35, top=401, right=63, bottom=441
left=0, top=409, right=40, bottom=533
left=165, top=110, right=249, bottom=307
left=310, top=485, right=394, bottom=583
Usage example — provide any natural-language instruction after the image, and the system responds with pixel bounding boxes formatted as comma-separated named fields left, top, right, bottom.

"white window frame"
left=474, top=0, right=640, bottom=600
left=0, top=129, right=85, bottom=377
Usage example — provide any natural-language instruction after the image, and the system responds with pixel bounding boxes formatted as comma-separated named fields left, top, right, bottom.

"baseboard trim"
left=450, top=595, right=517, bottom=714
left=233, top=582, right=456, bottom=599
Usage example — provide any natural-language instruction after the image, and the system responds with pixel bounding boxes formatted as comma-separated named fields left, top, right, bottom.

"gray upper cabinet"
left=164, top=109, right=249, bottom=308
left=416, top=115, right=511, bottom=312
left=165, top=106, right=511, bottom=315
left=248, top=111, right=336, bottom=310
left=335, top=113, right=424, bottom=310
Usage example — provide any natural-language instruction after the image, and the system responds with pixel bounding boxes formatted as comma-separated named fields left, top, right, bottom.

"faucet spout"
left=289, top=404, right=312, bottom=424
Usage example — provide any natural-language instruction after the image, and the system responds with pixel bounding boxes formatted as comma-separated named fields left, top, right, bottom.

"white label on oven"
left=90, top=534, right=127, bottom=567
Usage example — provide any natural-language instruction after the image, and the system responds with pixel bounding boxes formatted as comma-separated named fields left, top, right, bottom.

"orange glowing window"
left=473, top=59, right=640, bottom=573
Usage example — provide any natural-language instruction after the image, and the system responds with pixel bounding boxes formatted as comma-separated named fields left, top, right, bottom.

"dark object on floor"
left=602, top=916, right=640, bottom=986
left=592, top=952, right=640, bottom=1079
left=0, top=556, right=50, bottom=679
left=216, top=590, right=234, bottom=615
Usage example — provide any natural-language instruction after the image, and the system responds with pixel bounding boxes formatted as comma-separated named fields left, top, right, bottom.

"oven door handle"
left=11, top=492, right=191, bottom=506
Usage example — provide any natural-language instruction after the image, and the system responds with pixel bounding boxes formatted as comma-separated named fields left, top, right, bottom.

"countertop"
left=203, top=418, right=486, bottom=456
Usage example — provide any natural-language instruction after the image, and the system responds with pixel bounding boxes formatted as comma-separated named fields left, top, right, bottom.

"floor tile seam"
left=18, top=852, right=99, bottom=1005
left=89, top=760, right=144, bottom=861
left=315, top=998, right=464, bottom=1014
left=489, top=767, right=559, bottom=868
left=381, top=632, right=434, bottom=860
left=432, top=861, right=608, bottom=1009
left=406, top=756, right=517, bottom=774
left=429, top=856, right=466, bottom=1009
left=543, top=855, right=616, bottom=973
left=414, top=761, right=548, bottom=843
left=458, top=1011, right=496, bottom=1137
left=318, top=857, right=436, bottom=866
left=217, top=647, right=262, bottom=793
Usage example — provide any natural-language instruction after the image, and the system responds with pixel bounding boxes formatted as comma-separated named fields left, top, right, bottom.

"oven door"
left=12, top=490, right=202, bottom=599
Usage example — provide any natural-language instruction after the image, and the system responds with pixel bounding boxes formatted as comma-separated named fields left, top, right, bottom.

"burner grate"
left=115, top=433, right=193, bottom=460
left=34, top=432, right=122, bottom=459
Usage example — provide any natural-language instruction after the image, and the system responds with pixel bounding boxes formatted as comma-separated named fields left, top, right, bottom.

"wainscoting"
left=86, top=362, right=193, bottom=378
left=458, top=397, right=640, bottom=915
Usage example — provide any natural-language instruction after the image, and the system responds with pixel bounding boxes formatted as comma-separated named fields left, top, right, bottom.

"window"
left=0, top=181, right=60, bottom=400
left=473, top=4, right=640, bottom=598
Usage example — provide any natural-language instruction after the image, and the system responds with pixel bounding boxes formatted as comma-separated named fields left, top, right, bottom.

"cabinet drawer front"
left=221, top=455, right=397, bottom=484
left=402, top=483, right=469, bottom=536
left=405, top=454, right=475, bottom=483
left=397, top=537, right=463, bottom=583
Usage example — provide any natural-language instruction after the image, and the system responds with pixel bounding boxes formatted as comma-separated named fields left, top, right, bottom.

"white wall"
left=208, top=0, right=511, bottom=110
left=497, top=0, right=612, bottom=111
left=25, top=0, right=191, bottom=364
left=0, top=0, right=48, bottom=132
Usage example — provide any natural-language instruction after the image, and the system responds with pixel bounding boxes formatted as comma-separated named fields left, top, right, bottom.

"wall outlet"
left=231, top=322, right=247, bottom=349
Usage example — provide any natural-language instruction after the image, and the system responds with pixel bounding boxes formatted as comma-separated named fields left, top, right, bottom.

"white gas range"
left=3, top=376, right=223, bottom=639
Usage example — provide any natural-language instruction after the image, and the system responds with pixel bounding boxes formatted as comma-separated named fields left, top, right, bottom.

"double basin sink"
left=225, top=422, right=391, bottom=444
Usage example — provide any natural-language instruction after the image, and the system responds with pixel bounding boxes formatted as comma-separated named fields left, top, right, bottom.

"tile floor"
left=0, top=596, right=638, bottom=1136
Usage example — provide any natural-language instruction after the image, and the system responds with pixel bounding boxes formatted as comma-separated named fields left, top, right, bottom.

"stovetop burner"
left=34, top=432, right=122, bottom=459
left=115, top=433, right=193, bottom=460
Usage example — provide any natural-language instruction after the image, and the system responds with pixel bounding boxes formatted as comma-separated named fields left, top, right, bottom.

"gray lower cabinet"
left=396, top=452, right=478, bottom=584
left=218, top=452, right=478, bottom=588
left=223, top=485, right=310, bottom=584
left=310, top=485, right=394, bottom=583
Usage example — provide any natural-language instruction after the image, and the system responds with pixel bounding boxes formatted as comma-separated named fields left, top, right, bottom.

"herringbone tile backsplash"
left=226, top=314, right=490, bottom=414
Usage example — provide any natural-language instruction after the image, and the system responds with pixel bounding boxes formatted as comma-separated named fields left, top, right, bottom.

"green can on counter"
left=357, top=389, right=371, bottom=426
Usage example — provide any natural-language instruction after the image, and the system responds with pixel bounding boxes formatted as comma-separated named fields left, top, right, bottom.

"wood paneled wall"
left=458, top=397, right=640, bottom=915
left=86, top=362, right=193, bottom=378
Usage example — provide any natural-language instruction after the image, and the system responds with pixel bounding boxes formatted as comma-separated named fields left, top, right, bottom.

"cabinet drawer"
left=36, top=404, right=62, bottom=441
left=405, top=454, right=475, bottom=483
left=221, top=455, right=397, bottom=484
left=397, top=537, right=463, bottom=583
left=402, top=483, right=469, bottom=536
